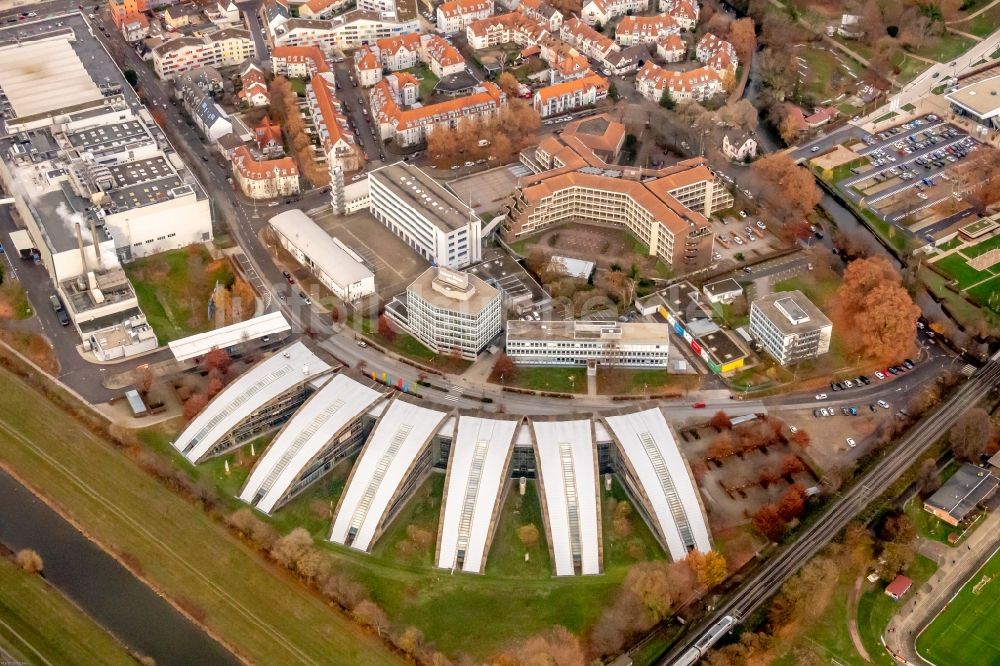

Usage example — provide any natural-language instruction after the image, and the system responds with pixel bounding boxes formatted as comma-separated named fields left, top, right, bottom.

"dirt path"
left=849, top=574, right=872, bottom=662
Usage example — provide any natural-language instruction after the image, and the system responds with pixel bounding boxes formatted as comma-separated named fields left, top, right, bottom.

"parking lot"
left=710, top=210, right=781, bottom=263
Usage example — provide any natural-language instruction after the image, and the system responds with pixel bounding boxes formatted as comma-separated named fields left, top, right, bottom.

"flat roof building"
left=946, top=74, right=1000, bottom=130
left=923, top=463, right=999, bottom=526
left=749, top=290, right=832, bottom=366
left=240, top=373, right=389, bottom=514
left=435, top=415, right=520, bottom=573
left=603, top=407, right=712, bottom=559
left=386, top=267, right=503, bottom=360
left=167, top=312, right=291, bottom=361
left=506, top=320, right=671, bottom=368
left=173, top=341, right=334, bottom=463
left=530, top=417, right=602, bottom=575
left=369, top=163, right=482, bottom=269
left=269, top=210, right=375, bottom=303
left=330, top=396, right=450, bottom=552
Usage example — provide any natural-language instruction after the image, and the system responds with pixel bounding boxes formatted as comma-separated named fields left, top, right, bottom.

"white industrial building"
left=172, top=342, right=333, bottom=463
left=603, top=408, right=712, bottom=560
left=436, top=415, right=519, bottom=573
left=530, top=418, right=602, bottom=576
left=240, top=373, right=389, bottom=514
left=167, top=312, right=292, bottom=362
left=506, top=320, right=670, bottom=368
left=269, top=210, right=375, bottom=303
left=749, top=291, right=832, bottom=366
left=368, top=163, right=482, bottom=269
left=330, top=396, right=450, bottom=552
left=386, top=267, right=504, bottom=361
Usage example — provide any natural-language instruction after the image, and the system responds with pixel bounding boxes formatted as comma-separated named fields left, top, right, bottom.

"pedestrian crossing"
left=442, top=385, right=465, bottom=402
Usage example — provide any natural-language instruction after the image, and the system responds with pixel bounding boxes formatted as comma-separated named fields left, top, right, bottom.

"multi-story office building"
left=437, top=0, right=494, bottom=34
left=749, top=291, right=832, bottom=365
left=504, top=114, right=731, bottom=271
left=152, top=28, right=255, bottom=79
left=387, top=267, right=503, bottom=360
left=369, top=163, right=482, bottom=268
left=506, top=320, right=670, bottom=368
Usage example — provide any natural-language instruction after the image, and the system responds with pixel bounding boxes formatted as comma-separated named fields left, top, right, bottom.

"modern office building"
left=749, top=290, right=832, bottom=365
left=269, top=210, right=375, bottom=302
left=369, top=163, right=483, bottom=268
left=506, top=320, right=670, bottom=368
left=386, top=267, right=503, bottom=360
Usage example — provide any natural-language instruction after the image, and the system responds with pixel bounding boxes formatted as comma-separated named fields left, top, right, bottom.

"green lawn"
left=0, top=281, right=32, bottom=320
left=957, top=5, right=1000, bottom=38
left=289, top=78, right=306, bottom=96
left=125, top=246, right=235, bottom=343
left=917, top=547, right=1000, bottom=665
left=937, top=237, right=964, bottom=251
left=856, top=555, right=937, bottom=664
left=486, top=479, right=552, bottom=578
left=919, top=267, right=999, bottom=327
left=602, top=477, right=666, bottom=570
left=966, top=275, right=1000, bottom=312
left=0, top=368, right=400, bottom=666
left=370, top=473, right=444, bottom=567
left=961, top=233, right=1000, bottom=259
left=408, top=63, right=440, bottom=97
left=773, top=273, right=840, bottom=308
left=0, top=556, right=135, bottom=666
left=502, top=366, right=588, bottom=393
left=933, top=252, right=991, bottom=288
left=909, top=33, right=978, bottom=63
left=359, top=317, right=471, bottom=373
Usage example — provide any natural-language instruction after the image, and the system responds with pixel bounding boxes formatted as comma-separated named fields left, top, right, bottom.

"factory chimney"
left=75, top=223, right=88, bottom=272
left=90, top=219, right=103, bottom=269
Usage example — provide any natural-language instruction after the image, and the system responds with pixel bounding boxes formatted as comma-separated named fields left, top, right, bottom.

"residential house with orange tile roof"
left=232, top=145, right=301, bottom=199
left=299, top=0, right=353, bottom=19
left=353, top=46, right=383, bottom=86
left=420, top=33, right=467, bottom=78
left=376, top=32, right=422, bottom=70
left=518, top=0, right=563, bottom=31
left=271, top=45, right=331, bottom=77
left=503, top=115, right=731, bottom=269
left=465, top=12, right=549, bottom=49
left=657, top=34, right=685, bottom=62
left=635, top=61, right=722, bottom=102
left=437, top=0, right=494, bottom=34
left=238, top=62, right=270, bottom=108
left=560, top=18, right=616, bottom=61
left=255, top=117, right=284, bottom=157
left=371, top=79, right=506, bottom=146
left=615, top=14, right=679, bottom=46
left=307, top=73, right=365, bottom=174
left=696, top=32, right=738, bottom=74
left=551, top=50, right=592, bottom=83
left=580, top=0, right=648, bottom=27
left=533, top=72, right=608, bottom=117
left=659, top=0, right=698, bottom=29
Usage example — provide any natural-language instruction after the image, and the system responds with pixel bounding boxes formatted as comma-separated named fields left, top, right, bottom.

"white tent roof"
left=239, top=373, right=386, bottom=514
left=329, top=398, right=448, bottom=552
left=0, top=38, right=102, bottom=118
left=604, top=408, right=712, bottom=559
left=168, top=312, right=291, bottom=361
left=173, top=341, right=331, bottom=463
left=436, top=416, right=519, bottom=573
left=531, top=418, right=601, bottom=576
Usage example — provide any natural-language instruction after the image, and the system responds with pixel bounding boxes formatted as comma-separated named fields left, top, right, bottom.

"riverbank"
left=0, top=361, right=401, bottom=666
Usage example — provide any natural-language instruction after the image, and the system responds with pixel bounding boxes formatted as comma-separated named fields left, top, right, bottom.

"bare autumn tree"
left=833, top=257, right=920, bottom=362
left=950, top=407, right=994, bottom=462
left=777, top=483, right=807, bottom=522
left=203, top=348, right=232, bottom=375
left=501, top=625, right=586, bottom=666
left=750, top=153, right=821, bottom=224
left=709, top=410, right=732, bottom=431
left=916, top=458, right=942, bottom=497
left=752, top=503, right=786, bottom=541
left=183, top=393, right=209, bottom=421
left=497, top=71, right=520, bottom=98
left=492, top=352, right=520, bottom=382
left=719, top=99, right=758, bottom=131
left=15, top=549, right=44, bottom=574
left=728, top=18, right=756, bottom=62
left=353, top=600, right=391, bottom=637
left=768, top=554, right=838, bottom=627
left=377, top=314, right=397, bottom=343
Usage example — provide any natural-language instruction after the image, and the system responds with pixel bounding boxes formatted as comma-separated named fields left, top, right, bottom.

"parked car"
left=298, top=292, right=311, bottom=305
left=50, top=294, right=70, bottom=326
left=878, top=400, right=890, bottom=409
left=846, top=437, right=856, bottom=448
left=692, top=401, right=706, bottom=408
left=815, top=393, right=828, bottom=400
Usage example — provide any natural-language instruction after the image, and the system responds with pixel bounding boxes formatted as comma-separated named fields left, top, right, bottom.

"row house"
left=465, top=12, right=548, bottom=50
left=560, top=18, right=615, bottom=62
left=377, top=32, right=422, bottom=70
left=533, top=72, right=608, bottom=118
left=437, top=0, right=494, bottom=34
left=657, top=34, right=685, bottom=62
left=659, top=0, right=698, bottom=29
left=238, top=62, right=270, bottom=107
left=271, top=45, right=331, bottom=77
left=614, top=14, right=679, bottom=46
left=353, top=46, right=383, bottom=87
left=152, top=28, right=254, bottom=79
left=518, top=0, right=563, bottom=32
left=695, top=32, right=738, bottom=74
left=205, top=0, right=241, bottom=27
left=580, top=0, right=649, bottom=27
left=635, top=61, right=722, bottom=102
left=231, top=145, right=301, bottom=200
left=371, top=78, right=505, bottom=146
left=307, top=73, right=366, bottom=174
left=420, top=33, right=466, bottom=78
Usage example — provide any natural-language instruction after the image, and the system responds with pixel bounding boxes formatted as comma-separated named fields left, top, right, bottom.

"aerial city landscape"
left=1, top=0, right=1000, bottom=663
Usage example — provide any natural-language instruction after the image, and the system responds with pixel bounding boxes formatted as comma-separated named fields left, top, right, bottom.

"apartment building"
left=659, top=0, right=699, bottom=29
left=696, top=32, right=738, bottom=74
left=421, top=33, right=466, bottom=78
left=465, top=11, right=549, bottom=49
left=152, top=28, right=254, bottom=79
left=370, top=78, right=505, bottom=146
left=503, top=115, right=731, bottom=271
left=354, top=47, right=383, bottom=86
left=580, top=0, right=648, bottom=27
left=657, top=34, right=685, bottom=62
left=377, top=32, right=422, bottom=70
left=299, top=0, right=353, bottom=19
left=306, top=73, right=365, bottom=174
left=387, top=267, right=503, bottom=360
left=437, top=0, right=494, bottom=34
left=238, top=62, right=270, bottom=108
left=560, top=18, right=615, bottom=61
left=231, top=146, right=301, bottom=199
left=749, top=291, right=832, bottom=366
left=121, top=14, right=150, bottom=42
left=518, top=0, right=563, bottom=32
left=614, top=14, right=679, bottom=46
left=506, top=320, right=670, bottom=368
left=271, top=45, right=331, bottom=77
left=369, top=163, right=483, bottom=268
left=635, top=61, right=723, bottom=102
left=269, top=11, right=419, bottom=50
left=533, top=72, right=608, bottom=118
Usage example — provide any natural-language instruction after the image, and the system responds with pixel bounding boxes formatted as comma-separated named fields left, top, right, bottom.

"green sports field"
left=916, top=547, right=1000, bottom=665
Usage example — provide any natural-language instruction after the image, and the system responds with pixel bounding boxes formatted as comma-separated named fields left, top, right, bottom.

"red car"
left=692, top=401, right=706, bottom=409
left=282, top=270, right=295, bottom=284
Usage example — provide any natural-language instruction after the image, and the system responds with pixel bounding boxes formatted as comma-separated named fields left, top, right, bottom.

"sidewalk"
left=883, top=510, right=1000, bottom=665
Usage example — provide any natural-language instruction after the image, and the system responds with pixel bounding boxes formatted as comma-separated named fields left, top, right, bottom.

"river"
left=0, top=468, right=240, bottom=666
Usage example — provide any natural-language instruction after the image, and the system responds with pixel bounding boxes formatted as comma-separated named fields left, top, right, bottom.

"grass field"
left=919, top=267, right=1000, bottom=327
left=0, top=556, right=135, bottom=666
left=966, top=275, right=1000, bottom=312
left=909, top=33, right=978, bottom=63
left=0, top=367, right=401, bottom=666
left=856, top=555, right=937, bottom=662
left=933, top=252, right=992, bottom=289
left=773, top=273, right=840, bottom=308
left=125, top=246, right=236, bottom=343
left=962, top=233, right=1000, bottom=259
left=917, top=547, right=1000, bottom=665
left=498, top=366, right=588, bottom=393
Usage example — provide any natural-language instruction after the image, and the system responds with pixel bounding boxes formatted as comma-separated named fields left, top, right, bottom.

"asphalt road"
left=661, top=350, right=1000, bottom=665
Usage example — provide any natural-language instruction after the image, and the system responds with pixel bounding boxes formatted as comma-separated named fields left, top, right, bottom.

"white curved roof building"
left=239, top=373, right=388, bottom=514
left=603, top=408, right=712, bottom=559
left=436, top=415, right=520, bottom=573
